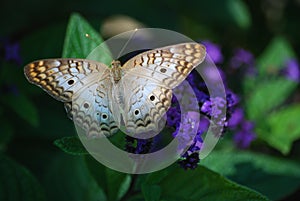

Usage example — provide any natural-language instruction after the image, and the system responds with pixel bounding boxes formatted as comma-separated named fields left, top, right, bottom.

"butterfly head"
left=110, top=60, right=122, bottom=83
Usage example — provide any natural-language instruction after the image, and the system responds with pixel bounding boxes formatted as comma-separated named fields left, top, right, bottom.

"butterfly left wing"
left=24, top=59, right=118, bottom=137
left=118, top=42, right=206, bottom=134
left=24, top=58, right=108, bottom=102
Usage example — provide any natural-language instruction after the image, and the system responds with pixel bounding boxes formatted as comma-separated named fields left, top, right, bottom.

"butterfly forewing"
left=24, top=59, right=108, bottom=102
left=122, top=42, right=206, bottom=89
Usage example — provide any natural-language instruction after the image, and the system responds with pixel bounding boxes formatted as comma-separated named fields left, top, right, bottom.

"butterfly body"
left=24, top=43, right=206, bottom=137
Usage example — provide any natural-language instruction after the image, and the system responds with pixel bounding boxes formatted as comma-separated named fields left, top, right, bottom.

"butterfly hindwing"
left=117, top=75, right=172, bottom=134
left=71, top=76, right=119, bottom=137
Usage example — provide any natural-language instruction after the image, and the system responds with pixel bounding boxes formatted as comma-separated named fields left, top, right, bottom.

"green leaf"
left=54, top=136, right=88, bottom=155
left=142, top=184, right=161, bottom=201
left=0, top=121, right=13, bottom=151
left=257, top=37, right=296, bottom=74
left=62, top=13, right=112, bottom=64
left=201, top=150, right=300, bottom=200
left=43, top=154, right=106, bottom=201
left=245, top=78, right=297, bottom=120
left=85, top=156, right=130, bottom=201
left=227, top=0, right=251, bottom=29
left=264, top=104, right=300, bottom=154
left=146, top=165, right=269, bottom=201
left=2, top=94, right=39, bottom=127
left=0, top=154, right=45, bottom=201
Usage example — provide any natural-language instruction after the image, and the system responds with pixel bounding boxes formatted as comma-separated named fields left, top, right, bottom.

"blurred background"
left=1, top=0, right=300, bottom=200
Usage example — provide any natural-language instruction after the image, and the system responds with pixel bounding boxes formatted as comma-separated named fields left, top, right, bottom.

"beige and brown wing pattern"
left=118, top=42, right=206, bottom=134
left=122, top=42, right=206, bottom=88
left=24, top=58, right=118, bottom=137
left=24, top=58, right=108, bottom=102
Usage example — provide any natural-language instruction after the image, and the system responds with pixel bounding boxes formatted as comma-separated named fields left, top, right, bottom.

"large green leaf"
left=141, top=184, right=161, bottom=201
left=245, top=78, right=297, bottom=121
left=264, top=104, right=300, bottom=154
left=43, top=154, right=106, bottom=201
left=62, top=13, right=112, bottom=64
left=2, top=94, right=39, bottom=127
left=257, top=36, right=296, bottom=74
left=0, top=154, right=45, bottom=201
left=0, top=121, right=13, bottom=151
left=53, top=130, right=125, bottom=155
left=54, top=136, right=88, bottom=155
left=145, top=165, right=269, bottom=201
left=85, top=156, right=130, bottom=201
left=201, top=150, right=300, bottom=200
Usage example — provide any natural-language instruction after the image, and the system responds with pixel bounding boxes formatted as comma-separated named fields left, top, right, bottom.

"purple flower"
left=233, top=121, right=256, bottom=149
left=201, top=97, right=226, bottom=119
left=178, top=152, right=200, bottom=170
left=186, top=70, right=209, bottom=102
left=124, top=136, right=153, bottom=154
left=228, top=108, right=244, bottom=127
left=203, top=66, right=226, bottom=84
left=3, top=41, right=22, bottom=65
left=230, top=48, right=256, bottom=76
left=202, top=41, right=223, bottom=64
left=282, top=59, right=300, bottom=82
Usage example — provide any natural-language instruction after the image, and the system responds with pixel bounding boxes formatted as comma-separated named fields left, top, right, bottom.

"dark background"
left=1, top=0, right=300, bottom=200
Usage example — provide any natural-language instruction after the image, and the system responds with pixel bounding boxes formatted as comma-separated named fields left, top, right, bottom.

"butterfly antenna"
left=85, top=33, right=114, bottom=62
left=117, top=28, right=139, bottom=59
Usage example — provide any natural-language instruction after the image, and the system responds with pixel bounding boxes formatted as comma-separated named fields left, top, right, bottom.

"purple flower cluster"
left=229, top=48, right=257, bottom=76
left=228, top=108, right=256, bottom=148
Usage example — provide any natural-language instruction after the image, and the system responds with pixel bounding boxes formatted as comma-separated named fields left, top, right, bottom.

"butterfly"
left=24, top=42, right=206, bottom=137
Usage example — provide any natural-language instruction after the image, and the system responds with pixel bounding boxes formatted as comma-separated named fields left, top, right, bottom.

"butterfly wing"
left=24, top=59, right=118, bottom=137
left=122, top=42, right=206, bottom=88
left=116, top=76, right=172, bottom=134
left=24, top=59, right=108, bottom=102
left=119, top=42, right=206, bottom=134
left=71, top=76, right=119, bottom=137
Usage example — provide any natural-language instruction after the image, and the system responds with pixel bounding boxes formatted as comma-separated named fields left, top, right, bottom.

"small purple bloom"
left=226, top=91, right=239, bottom=108
left=4, top=41, right=22, bottom=65
left=283, top=59, right=300, bottom=82
left=203, top=66, right=226, bottom=83
left=178, top=152, right=200, bottom=170
left=230, top=48, right=256, bottom=76
left=125, top=136, right=153, bottom=154
left=201, top=97, right=226, bottom=119
left=228, top=108, right=244, bottom=127
left=198, top=117, right=209, bottom=133
left=202, top=41, right=223, bottom=64
left=233, top=121, right=256, bottom=148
